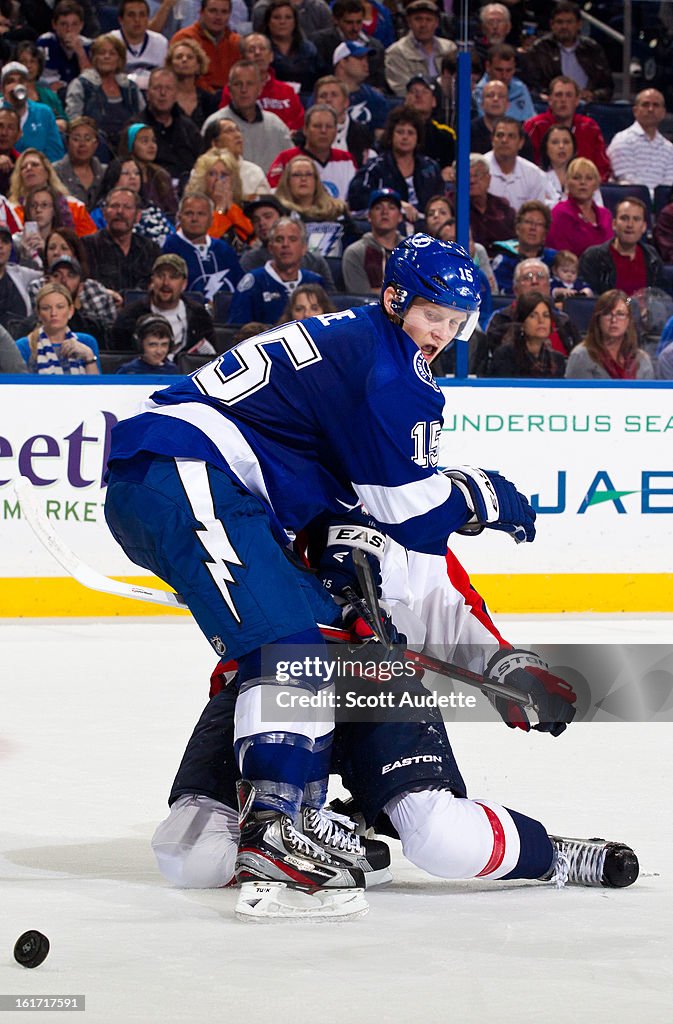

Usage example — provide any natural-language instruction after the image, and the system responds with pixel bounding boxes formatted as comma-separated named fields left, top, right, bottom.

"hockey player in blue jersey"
left=104, top=233, right=545, bottom=918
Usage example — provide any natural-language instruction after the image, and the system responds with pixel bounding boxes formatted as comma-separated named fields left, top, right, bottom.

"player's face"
left=150, top=267, right=186, bottom=307
left=397, top=295, right=467, bottom=362
left=141, top=333, right=171, bottom=365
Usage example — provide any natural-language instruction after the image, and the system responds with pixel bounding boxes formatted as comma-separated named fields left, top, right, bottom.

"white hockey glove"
left=443, top=466, right=536, bottom=544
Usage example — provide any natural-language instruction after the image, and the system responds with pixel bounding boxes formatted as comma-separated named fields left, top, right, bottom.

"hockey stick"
left=14, top=479, right=189, bottom=612
left=15, top=480, right=535, bottom=711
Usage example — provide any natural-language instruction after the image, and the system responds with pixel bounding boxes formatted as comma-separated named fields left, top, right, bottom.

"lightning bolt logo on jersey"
left=161, top=232, right=243, bottom=298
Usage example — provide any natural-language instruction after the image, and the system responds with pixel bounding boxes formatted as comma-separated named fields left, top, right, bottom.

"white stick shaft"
left=13, top=479, right=188, bottom=611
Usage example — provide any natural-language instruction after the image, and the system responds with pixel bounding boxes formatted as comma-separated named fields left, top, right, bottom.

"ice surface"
left=1, top=617, right=671, bottom=1024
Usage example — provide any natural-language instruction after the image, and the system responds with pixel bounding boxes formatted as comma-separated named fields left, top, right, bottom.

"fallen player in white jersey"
left=151, top=527, right=638, bottom=915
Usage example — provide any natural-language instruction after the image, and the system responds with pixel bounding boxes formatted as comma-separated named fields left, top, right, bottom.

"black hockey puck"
left=14, top=931, right=50, bottom=969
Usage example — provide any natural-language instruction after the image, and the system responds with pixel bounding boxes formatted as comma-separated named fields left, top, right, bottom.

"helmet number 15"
left=411, top=419, right=441, bottom=468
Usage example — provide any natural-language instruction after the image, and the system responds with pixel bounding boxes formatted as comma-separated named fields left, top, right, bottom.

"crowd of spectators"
left=0, top=0, right=672, bottom=381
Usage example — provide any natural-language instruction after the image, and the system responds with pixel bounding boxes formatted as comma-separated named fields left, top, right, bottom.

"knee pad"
left=385, top=789, right=521, bottom=880
left=151, top=795, right=239, bottom=889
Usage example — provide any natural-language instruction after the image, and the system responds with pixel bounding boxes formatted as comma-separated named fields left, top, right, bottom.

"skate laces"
left=283, top=818, right=331, bottom=862
left=551, top=839, right=607, bottom=888
left=304, top=808, right=363, bottom=854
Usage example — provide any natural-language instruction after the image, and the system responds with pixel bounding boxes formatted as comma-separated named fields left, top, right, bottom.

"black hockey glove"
left=485, top=648, right=577, bottom=737
left=443, top=466, right=536, bottom=544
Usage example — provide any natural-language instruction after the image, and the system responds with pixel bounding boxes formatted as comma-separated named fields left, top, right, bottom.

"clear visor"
left=400, top=300, right=480, bottom=344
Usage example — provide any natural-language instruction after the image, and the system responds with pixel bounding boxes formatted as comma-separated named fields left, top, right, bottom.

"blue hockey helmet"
left=382, top=233, right=481, bottom=341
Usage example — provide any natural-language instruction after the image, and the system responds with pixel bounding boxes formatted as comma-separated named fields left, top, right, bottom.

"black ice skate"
left=544, top=836, right=639, bottom=889
left=234, top=781, right=368, bottom=921
left=301, top=807, right=393, bottom=888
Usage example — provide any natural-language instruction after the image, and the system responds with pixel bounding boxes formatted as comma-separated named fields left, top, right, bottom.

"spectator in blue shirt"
left=1, top=62, right=65, bottom=163
left=474, top=44, right=535, bottom=124
left=228, top=217, right=325, bottom=324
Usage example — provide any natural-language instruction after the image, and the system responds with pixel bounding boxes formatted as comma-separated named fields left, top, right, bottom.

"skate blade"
left=365, top=866, right=393, bottom=889
left=235, top=881, right=369, bottom=922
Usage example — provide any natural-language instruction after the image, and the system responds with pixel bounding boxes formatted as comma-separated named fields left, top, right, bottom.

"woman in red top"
left=546, top=157, right=612, bottom=257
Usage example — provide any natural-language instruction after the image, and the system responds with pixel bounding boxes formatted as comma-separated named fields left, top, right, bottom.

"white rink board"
left=0, top=380, right=671, bottom=577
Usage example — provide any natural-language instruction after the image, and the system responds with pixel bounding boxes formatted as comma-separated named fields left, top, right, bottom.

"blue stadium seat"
left=654, top=185, right=671, bottom=219
left=212, top=291, right=233, bottom=322
left=659, top=264, right=673, bottom=295
left=562, top=296, right=596, bottom=336
left=599, top=184, right=652, bottom=228
left=325, top=256, right=345, bottom=291
left=584, top=102, right=634, bottom=144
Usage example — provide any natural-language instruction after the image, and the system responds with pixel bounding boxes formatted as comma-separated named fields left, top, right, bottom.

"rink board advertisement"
left=0, top=379, right=672, bottom=615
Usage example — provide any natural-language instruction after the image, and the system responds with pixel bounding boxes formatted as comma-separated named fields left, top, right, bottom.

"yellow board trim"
left=0, top=573, right=672, bottom=616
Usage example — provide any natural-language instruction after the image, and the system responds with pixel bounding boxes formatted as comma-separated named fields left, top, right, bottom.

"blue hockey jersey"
left=227, top=264, right=325, bottom=326
left=107, top=304, right=469, bottom=555
left=161, top=232, right=242, bottom=300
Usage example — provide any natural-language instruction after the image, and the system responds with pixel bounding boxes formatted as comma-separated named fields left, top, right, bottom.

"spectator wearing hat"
left=347, top=105, right=443, bottom=220
left=83, top=186, right=161, bottom=293
left=116, top=313, right=182, bottom=375
left=227, top=216, right=326, bottom=324
left=202, top=61, right=292, bottom=175
left=1, top=62, right=65, bottom=163
left=162, top=191, right=242, bottom=299
left=342, top=187, right=404, bottom=293
left=239, top=195, right=335, bottom=286
left=46, top=253, right=110, bottom=344
left=109, top=252, right=216, bottom=356
left=312, top=0, right=385, bottom=88
left=403, top=74, right=455, bottom=179
left=267, top=104, right=357, bottom=199
left=473, top=44, right=535, bottom=124
left=333, top=39, right=389, bottom=133
left=384, top=0, right=456, bottom=98
left=0, top=223, right=42, bottom=338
